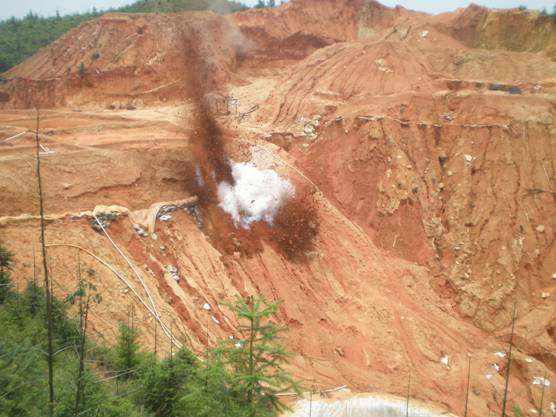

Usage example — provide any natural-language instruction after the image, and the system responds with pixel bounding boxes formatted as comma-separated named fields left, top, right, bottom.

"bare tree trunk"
left=15, top=278, right=20, bottom=319
left=405, top=370, right=411, bottom=417
left=464, top=355, right=471, bottom=417
left=35, top=108, right=55, bottom=417
left=501, top=303, right=517, bottom=417
left=32, top=242, right=36, bottom=287
left=154, top=319, right=157, bottom=358
left=170, top=320, right=174, bottom=360
left=74, top=250, right=91, bottom=416
left=29, top=243, right=39, bottom=315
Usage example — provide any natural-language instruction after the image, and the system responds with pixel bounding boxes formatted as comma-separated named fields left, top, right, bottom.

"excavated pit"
left=0, top=1, right=554, bottom=416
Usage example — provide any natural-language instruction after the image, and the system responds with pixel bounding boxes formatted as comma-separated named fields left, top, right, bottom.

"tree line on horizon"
left=0, top=0, right=281, bottom=74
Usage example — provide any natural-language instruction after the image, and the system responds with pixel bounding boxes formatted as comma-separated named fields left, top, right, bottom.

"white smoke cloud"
left=217, top=161, right=294, bottom=229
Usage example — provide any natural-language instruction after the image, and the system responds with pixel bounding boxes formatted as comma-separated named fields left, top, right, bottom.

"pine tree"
left=115, top=321, right=141, bottom=379
left=0, top=245, right=13, bottom=273
left=178, top=356, right=245, bottom=417
left=136, top=348, right=198, bottom=417
left=0, top=337, right=44, bottom=416
left=25, top=280, right=41, bottom=316
left=78, top=62, right=86, bottom=77
left=0, top=245, right=13, bottom=304
left=65, top=262, right=102, bottom=416
left=218, top=296, right=300, bottom=417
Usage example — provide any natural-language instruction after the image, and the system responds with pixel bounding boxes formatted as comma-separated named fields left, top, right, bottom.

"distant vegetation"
left=0, top=11, right=94, bottom=73
left=0, top=0, right=280, bottom=73
left=118, top=0, right=249, bottom=14
left=0, top=242, right=299, bottom=417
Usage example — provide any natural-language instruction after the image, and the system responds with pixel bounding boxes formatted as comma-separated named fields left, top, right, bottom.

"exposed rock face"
left=293, top=116, right=554, bottom=332
left=0, top=11, right=243, bottom=108
left=434, top=4, right=556, bottom=59
left=0, top=1, right=554, bottom=416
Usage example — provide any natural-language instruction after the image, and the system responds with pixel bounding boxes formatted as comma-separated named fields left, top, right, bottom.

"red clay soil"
left=0, top=1, right=555, bottom=416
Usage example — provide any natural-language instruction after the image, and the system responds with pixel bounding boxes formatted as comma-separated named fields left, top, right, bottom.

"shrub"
left=78, top=62, right=86, bottom=77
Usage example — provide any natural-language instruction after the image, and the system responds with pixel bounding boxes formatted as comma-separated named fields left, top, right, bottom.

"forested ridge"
left=0, top=0, right=280, bottom=73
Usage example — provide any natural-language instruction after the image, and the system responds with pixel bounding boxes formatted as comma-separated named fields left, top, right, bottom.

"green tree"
left=25, top=280, right=41, bottom=316
left=0, top=247, right=145, bottom=417
left=0, top=338, right=45, bottom=417
left=0, top=245, right=13, bottom=272
left=0, top=245, right=14, bottom=304
left=78, top=62, right=86, bottom=77
left=178, top=356, right=246, bottom=417
left=115, top=321, right=141, bottom=379
left=217, top=296, right=300, bottom=417
left=136, top=348, right=198, bottom=417
left=65, top=265, right=102, bottom=416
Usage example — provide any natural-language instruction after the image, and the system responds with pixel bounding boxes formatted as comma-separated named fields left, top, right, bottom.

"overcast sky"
left=0, top=0, right=553, bottom=20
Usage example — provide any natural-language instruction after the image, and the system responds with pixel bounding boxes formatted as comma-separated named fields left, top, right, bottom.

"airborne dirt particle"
left=179, top=28, right=318, bottom=261
left=217, top=161, right=294, bottom=229
left=271, top=193, right=319, bottom=260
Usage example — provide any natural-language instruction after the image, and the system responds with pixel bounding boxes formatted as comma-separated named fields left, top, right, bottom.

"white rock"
left=440, top=355, right=449, bottom=366
left=495, top=351, right=506, bottom=358
left=532, top=376, right=550, bottom=387
left=463, top=154, right=473, bottom=162
left=202, top=302, right=211, bottom=311
left=211, top=316, right=220, bottom=325
left=536, top=224, right=546, bottom=233
left=486, top=374, right=493, bottom=380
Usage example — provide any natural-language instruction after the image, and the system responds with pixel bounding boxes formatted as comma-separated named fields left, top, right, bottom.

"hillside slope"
left=0, top=0, right=248, bottom=72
